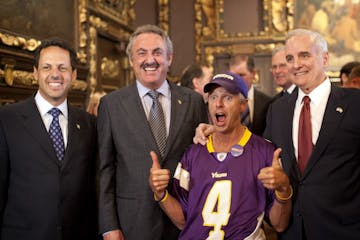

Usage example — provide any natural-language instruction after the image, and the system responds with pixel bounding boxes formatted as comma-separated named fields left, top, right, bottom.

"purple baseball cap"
left=204, top=72, right=248, bottom=98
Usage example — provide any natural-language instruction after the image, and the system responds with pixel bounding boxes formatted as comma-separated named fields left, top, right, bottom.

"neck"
left=212, top=125, right=245, bottom=152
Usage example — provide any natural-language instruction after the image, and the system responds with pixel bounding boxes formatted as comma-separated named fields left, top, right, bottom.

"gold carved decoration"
left=196, top=0, right=294, bottom=69
left=90, top=0, right=136, bottom=26
left=101, top=57, right=120, bottom=79
left=0, top=67, right=87, bottom=91
left=0, top=33, right=40, bottom=52
left=158, top=0, right=169, bottom=33
left=78, top=0, right=88, bottom=63
left=88, top=26, right=97, bottom=94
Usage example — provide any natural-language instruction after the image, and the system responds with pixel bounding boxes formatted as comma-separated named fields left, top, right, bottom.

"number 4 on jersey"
left=202, top=180, right=232, bottom=240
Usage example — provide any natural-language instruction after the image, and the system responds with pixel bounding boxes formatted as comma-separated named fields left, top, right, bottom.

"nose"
left=292, top=57, right=301, bottom=69
left=215, top=97, right=224, bottom=107
left=50, top=68, right=61, bottom=80
left=145, top=53, right=156, bottom=63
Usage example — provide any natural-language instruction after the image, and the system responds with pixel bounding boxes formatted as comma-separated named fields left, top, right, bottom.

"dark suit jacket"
left=0, top=97, right=98, bottom=240
left=97, top=82, right=208, bottom=240
left=264, top=86, right=360, bottom=240
left=251, top=88, right=272, bottom=136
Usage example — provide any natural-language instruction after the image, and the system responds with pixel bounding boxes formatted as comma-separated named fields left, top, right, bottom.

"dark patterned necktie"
left=147, top=90, right=167, bottom=157
left=48, top=108, right=65, bottom=161
left=298, top=96, right=312, bottom=174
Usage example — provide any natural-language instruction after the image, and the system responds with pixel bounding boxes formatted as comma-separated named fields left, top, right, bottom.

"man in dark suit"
left=264, top=29, right=360, bottom=240
left=229, top=54, right=272, bottom=135
left=0, top=38, right=98, bottom=240
left=270, top=44, right=295, bottom=101
left=97, top=25, right=208, bottom=240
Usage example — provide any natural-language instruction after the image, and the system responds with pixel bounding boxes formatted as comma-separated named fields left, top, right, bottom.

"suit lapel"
left=121, top=84, right=159, bottom=156
left=21, top=98, right=60, bottom=165
left=281, top=91, right=298, bottom=174
left=164, top=84, right=188, bottom=158
left=302, top=86, right=345, bottom=177
left=62, top=105, right=81, bottom=167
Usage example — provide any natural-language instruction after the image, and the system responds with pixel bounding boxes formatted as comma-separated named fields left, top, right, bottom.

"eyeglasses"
left=270, top=63, right=287, bottom=72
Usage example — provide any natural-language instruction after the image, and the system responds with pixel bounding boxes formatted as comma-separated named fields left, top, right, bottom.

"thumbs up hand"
left=149, top=151, right=170, bottom=201
left=257, top=148, right=291, bottom=194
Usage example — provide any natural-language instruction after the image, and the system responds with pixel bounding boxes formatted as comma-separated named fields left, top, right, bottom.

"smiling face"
left=129, top=32, right=172, bottom=89
left=208, top=86, right=247, bottom=134
left=34, top=46, right=75, bottom=106
left=271, top=49, right=292, bottom=90
left=285, top=34, right=328, bottom=94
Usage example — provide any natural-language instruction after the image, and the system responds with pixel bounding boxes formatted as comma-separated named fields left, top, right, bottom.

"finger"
left=150, top=151, right=161, bottom=169
left=272, top=148, right=282, bottom=169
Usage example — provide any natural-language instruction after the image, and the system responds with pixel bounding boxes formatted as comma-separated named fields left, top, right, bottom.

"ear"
left=322, top=51, right=329, bottom=67
left=72, top=69, right=77, bottom=82
left=192, top=77, right=200, bottom=88
left=167, top=53, right=173, bottom=67
left=33, top=66, right=38, bottom=80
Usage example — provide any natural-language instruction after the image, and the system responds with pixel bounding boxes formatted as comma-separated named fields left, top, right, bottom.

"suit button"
left=296, top=212, right=302, bottom=217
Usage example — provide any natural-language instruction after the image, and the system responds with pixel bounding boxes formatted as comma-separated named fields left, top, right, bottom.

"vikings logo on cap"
left=204, top=71, right=248, bottom=98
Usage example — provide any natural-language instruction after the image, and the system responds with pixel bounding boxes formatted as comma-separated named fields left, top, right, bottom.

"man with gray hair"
left=270, top=44, right=295, bottom=101
left=97, top=24, right=207, bottom=240
left=264, top=28, right=360, bottom=240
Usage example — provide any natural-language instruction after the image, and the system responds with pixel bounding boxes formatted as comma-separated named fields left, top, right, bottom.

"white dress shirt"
left=35, top=91, right=68, bottom=147
left=137, top=80, right=171, bottom=136
left=292, top=78, right=331, bottom=160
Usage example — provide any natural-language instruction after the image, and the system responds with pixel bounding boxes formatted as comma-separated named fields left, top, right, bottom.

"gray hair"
left=126, top=24, right=173, bottom=60
left=272, top=44, right=285, bottom=56
left=286, top=28, right=328, bottom=54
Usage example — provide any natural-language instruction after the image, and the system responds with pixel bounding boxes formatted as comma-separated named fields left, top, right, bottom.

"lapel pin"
left=336, top=107, right=343, bottom=114
left=177, top=99, right=182, bottom=104
left=76, top=123, right=81, bottom=130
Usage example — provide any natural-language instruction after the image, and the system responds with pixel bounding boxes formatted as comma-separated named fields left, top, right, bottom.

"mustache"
left=141, top=61, right=159, bottom=69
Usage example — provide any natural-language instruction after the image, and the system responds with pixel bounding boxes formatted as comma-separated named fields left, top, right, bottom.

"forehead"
left=132, top=32, right=166, bottom=50
left=272, top=50, right=286, bottom=63
left=39, top=46, right=71, bottom=63
left=233, top=60, right=249, bottom=73
left=285, top=35, right=315, bottom=54
left=209, top=86, right=232, bottom=95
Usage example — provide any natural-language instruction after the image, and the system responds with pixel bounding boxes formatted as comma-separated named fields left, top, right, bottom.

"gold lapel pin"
left=336, top=107, right=343, bottom=114
left=76, top=124, right=81, bottom=130
left=177, top=99, right=182, bottom=104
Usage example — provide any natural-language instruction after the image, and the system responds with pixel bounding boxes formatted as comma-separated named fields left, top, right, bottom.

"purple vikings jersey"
left=173, top=128, right=276, bottom=240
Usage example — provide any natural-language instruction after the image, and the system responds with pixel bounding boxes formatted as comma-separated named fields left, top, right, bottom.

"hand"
left=103, top=229, right=124, bottom=240
left=149, top=151, right=170, bottom=200
left=193, top=123, right=215, bottom=145
left=257, top=148, right=291, bottom=195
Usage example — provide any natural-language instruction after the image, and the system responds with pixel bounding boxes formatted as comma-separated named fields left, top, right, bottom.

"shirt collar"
left=286, top=84, right=296, bottom=94
left=136, top=80, right=170, bottom=98
left=297, top=78, right=331, bottom=105
left=34, top=91, right=68, bottom=118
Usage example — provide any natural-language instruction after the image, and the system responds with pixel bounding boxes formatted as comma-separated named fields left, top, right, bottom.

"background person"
left=229, top=54, right=272, bottom=136
left=270, top=44, right=296, bottom=101
left=179, top=63, right=212, bottom=102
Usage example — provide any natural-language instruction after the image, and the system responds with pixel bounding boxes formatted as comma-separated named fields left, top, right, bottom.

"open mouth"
left=215, top=113, right=226, bottom=125
left=142, top=62, right=160, bottom=72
